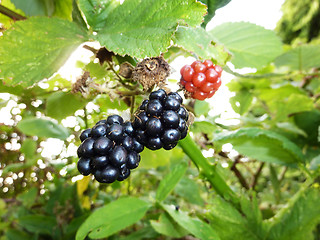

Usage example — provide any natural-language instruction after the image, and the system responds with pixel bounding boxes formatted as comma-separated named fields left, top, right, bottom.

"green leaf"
left=96, top=0, right=207, bottom=58
left=199, top=0, right=231, bottom=27
left=267, top=187, right=320, bottom=240
left=210, top=22, right=283, bottom=69
left=156, top=161, right=188, bottom=202
left=276, top=122, right=308, bottom=137
left=139, top=148, right=173, bottom=169
left=229, top=89, right=253, bottom=115
left=194, top=100, right=210, bottom=116
left=18, top=215, right=57, bottom=235
left=208, top=196, right=266, bottom=240
left=76, top=197, right=151, bottom=240
left=17, top=187, right=38, bottom=208
left=174, top=177, right=205, bottom=206
left=162, top=204, right=220, bottom=240
left=174, top=26, right=229, bottom=65
left=46, top=91, right=88, bottom=121
left=11, top=0, right=54, bottom=16
left=150, top=212, right=188, bottom=238
left=0, top=17, right=88, bottom=86
left=310, top=155, right=320, bottom=170
left=293, top=110, right=320, bottom=146
left=214, top=128, right=304, bottom=165
left=274, top=45, right=320, bottom=71
left=2, top=159, right=37, bottom=175
left=269, top=164, right=281, bottom=203
left=191, top=121, right=217, bottom=135
left=6, top=229, right=33, bottom=240
left=20, top=138, right=37, bottom=160
left=17, top=117, right=70, bottom=140
left=78, top=0, right=119, bottom=31
left=53, top=0, right=73, bottom=20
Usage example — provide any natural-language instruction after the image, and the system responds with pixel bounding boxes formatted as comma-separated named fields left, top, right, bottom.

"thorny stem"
left=0, top=5, right=26, bottom=21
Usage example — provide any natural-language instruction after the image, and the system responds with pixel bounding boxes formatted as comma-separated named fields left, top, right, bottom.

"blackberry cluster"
left=133, top=89, right=189, bottom=151
left=77, top=115, right=144, bottom=183
left=180, top=59, right=222, bottom=100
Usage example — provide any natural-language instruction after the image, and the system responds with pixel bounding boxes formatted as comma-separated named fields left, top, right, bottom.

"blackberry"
left=132, top=89, right=189, bottom=151
left=77, top=114, right=143, bottom=184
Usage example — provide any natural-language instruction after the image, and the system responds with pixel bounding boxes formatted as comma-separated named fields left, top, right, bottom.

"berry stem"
left=178, top=135, right=240, bottom=208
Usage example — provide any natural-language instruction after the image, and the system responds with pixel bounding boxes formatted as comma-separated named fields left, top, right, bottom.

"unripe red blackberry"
left=180, top=59, right=222, bottom=100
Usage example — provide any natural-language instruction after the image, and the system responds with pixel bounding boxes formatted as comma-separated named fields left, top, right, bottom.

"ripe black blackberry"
left=77, top=115, right=143, bottom=183
left=133, top=89, right=189, bottom=151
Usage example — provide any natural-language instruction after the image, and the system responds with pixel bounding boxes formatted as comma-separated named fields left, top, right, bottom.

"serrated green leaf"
left=76, top=197, right=151, bottom=240
left=210, top=22, right=283, bottom=69
left=229, top=89, right=253, bottom=115
left=267, top=187, right=320, bottom=240
left=78, top=0, right=119, bottom=31
left=199, top=0, right=231, bottom=27
left=156, top=161, right=188, bottom=202
left=0, top=17, right=88, bottom=86
left=17, top=117, right=70, bottom=140
left=46, top=91, right=88, bottom=121
left=208, top=196, right=266, bottom=240
left=150, top=212, right=188, bottom=238
left=162, top=204, right=220, bottom=240
left=214, top=128, right=304, bottom=165
left=174, top=26, right=229, bottom=65
left=96, top=0, right=207, bottom=58
left=274, top=45, right=320, bottom=71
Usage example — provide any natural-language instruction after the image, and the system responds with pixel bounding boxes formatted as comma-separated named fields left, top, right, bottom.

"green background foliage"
left=0, top=0, right=320, bottom=239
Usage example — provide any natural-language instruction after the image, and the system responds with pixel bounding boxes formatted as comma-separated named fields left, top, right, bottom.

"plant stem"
left=251, top=162, right=265, bottom=189
left=230, top=156, right=250, bottom=190
left=0, top=5, right=26, bottom=20
left=179, top=135, right=240, bottom=208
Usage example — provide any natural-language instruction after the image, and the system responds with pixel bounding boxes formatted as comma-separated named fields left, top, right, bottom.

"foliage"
left=0, top=0, right=320, bottom=240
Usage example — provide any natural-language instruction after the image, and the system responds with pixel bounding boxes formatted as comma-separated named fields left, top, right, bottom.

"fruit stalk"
left=179, top=135, right=240, bottom=208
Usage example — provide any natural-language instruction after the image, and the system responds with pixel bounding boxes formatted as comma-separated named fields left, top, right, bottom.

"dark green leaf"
left=118, top=225, right=159, bottom=240
left=210, top=22, right=283, bottom=69
left=17, top=187, right=38, bottom=208
left=174, top=26, right=230, bottom=65
left=6, top=229, right=33, bottom=240
left=78, top=0, right=119, bottom=31
left=76, top=197, right=151, bottom=240
left=156, top=161, right=188, bottom=202
left=214, top=128, right=305, bottom=165
left=18, top=215, right=57, bottom=235
left=0, top=17, right=88, bottom=86
left=17, top=117, right=70, bottom=140
left=96, top=0, right=207, bottom=58
left=150, top=212, right=188, bottom=238
left=46, top=91, right=88, bottom=121
left=274, top=45, right=320, bottom=71
left=162, top=204, right=220, bottom=240
left=199, top=0, right=231, bottom=27
left=174, top=177, right=205, bottom=206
